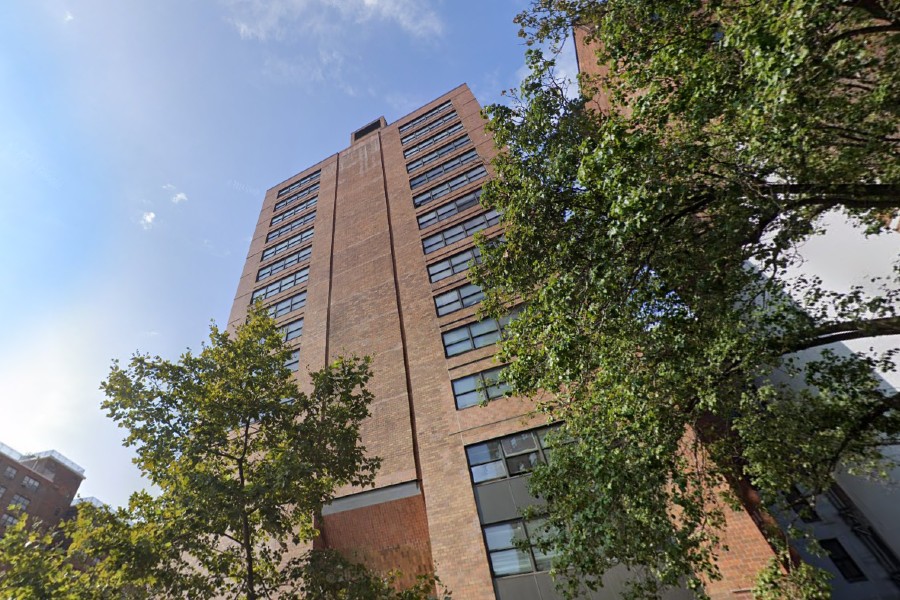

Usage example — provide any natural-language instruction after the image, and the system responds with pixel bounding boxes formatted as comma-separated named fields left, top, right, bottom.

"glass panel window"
left=427, top=246, right=482, bottom=283
left=257, top=247, right=312, bottom=282
left=251, top=267, right=310, bottom=303
left=401, top=110, right=458, bottom=146
left=274, top=183, right=320, bottom=212
left=398, top=100, right=452, bottom=134
left=21, top=476, right=39, bottom=492
left=489, top=549, right=533, bottom=576
left=413, top=165, right=487, bottom=208
left=276, top=170, right=320, bottom=198
left=466, top=441, right=503, bottom=466
left=0, top=485, right=6, bottom=497
left=261, top=227, right=314, bottom=261
left=404, top=122, right=464, bottom=159
left=266, top=212, right=316, bottom=243
left=471, top=460, right=507, bottom=484
left=271, top=195, right=317, bottom=226
left=409, top=149, right=480, bottom=190
left=485, top=521, right=527, bottom=550
left=417, top=188, right=483, bottom=229
left=285, top=350, right=300, bottom=372
left=501, top=432, right=539, bottom=456
left=9, top=494, right=29, bottom=509
left=422, top=210, right=500, bottom=255
left=407, top=135, right=472, bottom=173
left=506, top=452, right=542, bottom=476
left=820, top=538, right=867, bottom=582
left=3, top=467, right=15, bottom=479
left=0, top=513, right=17, bottom=527
left=452, top=366, right=509, bottom=409
left=434, top=282, right=484, bottom=316
left=268, top=292, right=307, bottom=319
left=281, top=318, right=304, bottom=342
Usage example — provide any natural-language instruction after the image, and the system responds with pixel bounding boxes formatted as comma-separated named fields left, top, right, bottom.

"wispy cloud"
left=223, top=0, right=443, bottom=41
left=64, top=11, right=74, bottom=23
left=171, top=192, right=188, bottom=204
left=162, top=183, right=176, bottom=191
left=140, top=211, right=156, bottom=229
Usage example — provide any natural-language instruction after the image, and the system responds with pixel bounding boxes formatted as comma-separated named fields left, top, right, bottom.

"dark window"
left=271, top=196, right=318, bottom=226
left=0, top=514, right=17, bottom=527
left=9, top=494, right=29, bottom=510
left=434, top=282, right=484, bottom=316
left=442, top=317, right=504, bottom=357
left=21, top=476, right=39, bottom=492
left=277, top=170, right=321, bottom=198
left=281, top=318, right=304, bottom=342
left=268, top=291, right=307, bottom=319
left=285, top=350, right=300, bottom=372
left=422, top=210, right=500, bottom=255
left=404, top=122, right=464, bottom=159
left=409, top=149, right=480, bottom=190
left=261, top=229, right=314, bottom=262
left=427, top=246, right=482, bottom=283
left=417, top=188, right=483, bottom=229
left=786, top=485, right=821, bottom=523
left=413, top=166, right=487, bottom=207
left=257, top=247, right=312, bottom=282
left=266, top=212, right=316, bottom=243
left=466, top=426, right=563, bottom=579
left=406, top=135, right=472, bottom=173
left=452, top=366, right=509, bottom=409
left=398, top=100, right=453, bottom=134
left=820, top=538, right=867, bottom=582
left=401, top=110, right=459, bottom=146
left=0, top=485, right=6, bottom=497
left=3, top=466, right=15, bottom=479
left=251, top=267, right=310, bottom=303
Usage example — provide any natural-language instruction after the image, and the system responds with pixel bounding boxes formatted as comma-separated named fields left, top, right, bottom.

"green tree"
left=99, top=306, right=382, bottom=599
left=0, top=513, right=83, bottom=599
left=474, top=0, right=899, bottom=597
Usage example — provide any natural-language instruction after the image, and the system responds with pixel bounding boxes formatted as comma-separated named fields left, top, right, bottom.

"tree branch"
left=789, top=316, right=900, bottom=352
left=827, top=24, right=900, bottom=47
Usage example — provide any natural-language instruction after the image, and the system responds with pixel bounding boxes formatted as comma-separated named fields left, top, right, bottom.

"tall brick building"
left=227, top=85, right=787, bottom=599
left=0, top=441, right=84, bottom=534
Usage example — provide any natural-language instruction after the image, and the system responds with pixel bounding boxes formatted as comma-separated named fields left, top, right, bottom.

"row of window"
left=251, top=267, right=310, bottom=303
left=410, top=149, right=480, bottom=190
left=401, top=110, right=459, bottom=146
left=271, top=195, right=317, bottom=226
left=274, top=183, right=320, bottom=213
left=467, top=427, right=559, bottom=485
left=434, top=281, right=484, bottom=317
left=269, top=291, right=307, bottom=319
left=261, top=227, right=314, bottom=262
left=406, top=134, right=472, bottom=174
left=428, top=245, right=482, bottom=283
left=277, top=170, right=320, bottom=198
left=442, top=316, right=504, bottom=357
left=266, top=211, right=316, bottom=243
left=257, top=247, right=312, bottom=282
left=403, top=122, right=463, bottom=159
left=281, top=318, right=304, bottom=342
left=451, top=366, right=508, bottom=409
left=417, top=188, right=482, bottom=230
left=413, top=165, right=487, bottom=208
left=398, top=100, right=452, bottom=135
left=423, top=210, right=499, bottom=255
left=8, top=494, right=29, bottom=510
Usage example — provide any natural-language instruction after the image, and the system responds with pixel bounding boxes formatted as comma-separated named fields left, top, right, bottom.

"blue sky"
left=0, top=0, right=579, bottom=507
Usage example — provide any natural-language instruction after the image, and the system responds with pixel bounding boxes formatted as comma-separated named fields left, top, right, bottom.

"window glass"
left=471, top=460, right=507, bottom=484
left=484, top=521, right=526, bottom=550
left=489, top=549, right=533, bottom=576
left=501, top=432, right=539, bottom=456
left=466, top=441, right=503, bottom=466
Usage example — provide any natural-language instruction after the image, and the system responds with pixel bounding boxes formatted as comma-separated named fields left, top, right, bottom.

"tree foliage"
left=99, top=305, right=381, bottom=599
left=474, top=0, right=899, bottom=597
